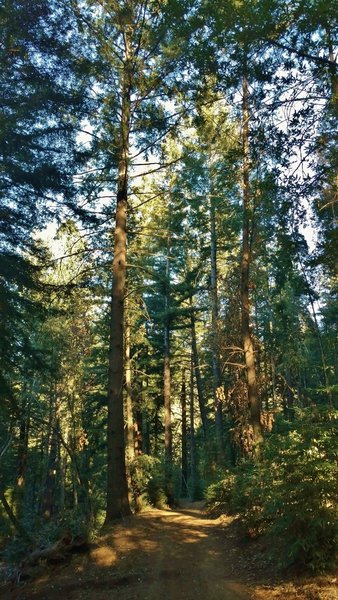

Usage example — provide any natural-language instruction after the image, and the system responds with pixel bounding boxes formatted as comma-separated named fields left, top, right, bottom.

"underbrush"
left=206, top=407, right=338, bottom=573
left=1, top=505, right=95, bottom=568
left=129, top=454, right=187, bottom=510
left=129, top=454, right=168, bottom=510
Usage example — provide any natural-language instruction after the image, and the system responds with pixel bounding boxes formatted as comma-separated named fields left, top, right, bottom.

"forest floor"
left=0, top=501, right=337, bottom=600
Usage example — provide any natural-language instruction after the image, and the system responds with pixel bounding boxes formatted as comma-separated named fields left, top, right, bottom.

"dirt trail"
left=1, top=503, right=337, bottom=600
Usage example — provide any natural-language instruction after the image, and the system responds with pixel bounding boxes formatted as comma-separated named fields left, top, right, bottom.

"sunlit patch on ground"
left=90, top=545, right=118, bottom=567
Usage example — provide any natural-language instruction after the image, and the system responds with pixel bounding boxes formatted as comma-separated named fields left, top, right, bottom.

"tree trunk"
left=189, top=352, right=198, bottom=500
left=13, top=384, right=30, bottom=519
left=59, top=425, right=68, bottom=513
left=180, top=370, right=188, bottom=498
left=106, top=23, right=132, bottom=522
left=164, top=247, right=173, bottom=505
left=327, top=26, right=338, bottom=116
left=42, top=414, right=59, bottom=519
left=154, top=399, right=160, bottom=456
left=210, top=195, right=224, bottom=461
left=189, top=296, right=208, bottom=438
left=125, top=311, right=135, bottom=463
left=241, top=75, right=263, bottom=450
left=0, top=486, right=32, bottom=543
left=135, top=410, right=143, bottom=455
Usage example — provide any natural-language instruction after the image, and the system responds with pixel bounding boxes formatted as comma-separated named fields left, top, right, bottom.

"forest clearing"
left=0, top=0, right=337, bottom=594
left=1, top=502, right=337, bottom=600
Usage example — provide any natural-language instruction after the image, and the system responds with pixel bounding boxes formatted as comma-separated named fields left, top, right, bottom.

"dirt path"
left=1, top=503, right=337, bottom=600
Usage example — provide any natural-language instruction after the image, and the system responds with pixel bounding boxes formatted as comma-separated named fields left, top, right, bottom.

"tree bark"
left=0, top=486, right=32, bottom=543
left=164, top=246, right=173, bottom=505
left=327, top=26, right=338, bottom=116
left=106, top=21, right=132, bottom=522
left=13, top=384, right=30, bottom=519
left=189, top=351, right=198, bottom=500
left=241, top=75, right=263, bottom=450
left=189, top=297, right=208, bottom=438
left=42, top=414, right=59, bottom=519
left=210, top=195, right=224, bottom=461
left=125, top=310, right=135, bottom=463
left=180, top=370, right=188, bottom=498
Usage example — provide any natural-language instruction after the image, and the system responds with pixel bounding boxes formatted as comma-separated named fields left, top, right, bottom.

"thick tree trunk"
left=210, top=195, right=224, bottom=461
left=241, top=76, right=263, bottom=450
left=106, top=25, right=132, bottom=522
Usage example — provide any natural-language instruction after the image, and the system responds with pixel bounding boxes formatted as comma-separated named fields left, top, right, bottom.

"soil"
left=0, top=502, right=337, bottom=600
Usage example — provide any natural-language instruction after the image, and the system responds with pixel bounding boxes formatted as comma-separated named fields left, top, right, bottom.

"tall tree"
left=240, top=73, right=263, bottom=448
left=76, top=0, right=194, bottom=520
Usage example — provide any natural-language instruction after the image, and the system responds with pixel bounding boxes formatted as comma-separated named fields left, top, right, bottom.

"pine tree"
left=75, top=0, right=195, bottom=520
left=0, top=0, right=87, bottom=406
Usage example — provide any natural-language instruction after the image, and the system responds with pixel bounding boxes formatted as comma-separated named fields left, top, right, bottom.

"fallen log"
left=22, top=534, right=89, bottom=568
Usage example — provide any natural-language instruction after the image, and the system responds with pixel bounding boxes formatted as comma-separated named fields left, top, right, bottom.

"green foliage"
left=0, top=503, right=14, bottom=549
left=47, top=507, right=92, bottom=542
left=1, top=534, right=30, bottom=565
left=129, top=454, right=167, bottom=510
left=205, top=471, right=236, bottom=513
left=187, top=475, right=205, bottom=502
left=2, top=506, right=93, bottom=566
left=207, top=407, right=338, bottom=572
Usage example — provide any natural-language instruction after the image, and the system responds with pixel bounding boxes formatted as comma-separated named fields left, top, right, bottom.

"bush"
left=205, top=472, right=237, bottom=514
left=229, top=460, right=274, bottom=538
left=129, top=454, right=167, bottom=510
left=206, top=407, right=338, bottom=572
left=187, top=476, right=205, bottom=502
left=262, top=408, right=338, bottom=571
left=1, top=505, right=93, bottom=566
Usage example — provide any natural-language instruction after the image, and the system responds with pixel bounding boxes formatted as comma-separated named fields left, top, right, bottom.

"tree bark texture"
left=190, top=297, right=209, bottom=438
left=241, top=75, right=263, bottom=449
left=180, top=370, right=188, bottom=497
left=210, top=195, right=224, bottom=460
left=106, top=21, right=132, bottom=521
left=125, top=312, right=135, bottom=463
left=327, top=26, right=338, bottom=116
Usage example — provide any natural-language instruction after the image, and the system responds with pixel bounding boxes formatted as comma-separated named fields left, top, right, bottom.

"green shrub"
left=1, top=505, right=93, bottom=566
left=229, top=460, right=274, bottom=537
left=187, top=476, right=205, bottom=501
left=205, top=472, right=237, bottom=514
left=206, top=407, right=338, bottom=572
left=129, top=454, right=167, bottom=510
left=262, top=408, right=338, bottom=571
